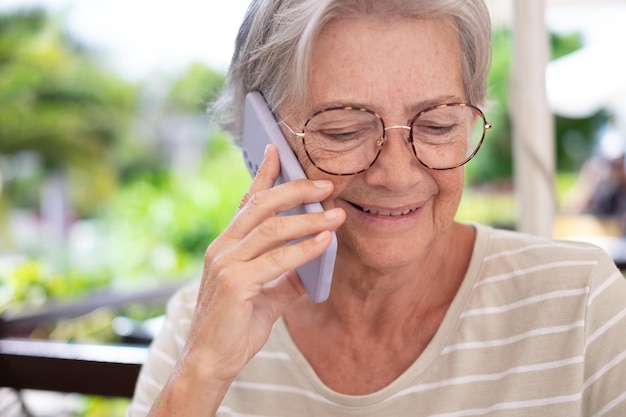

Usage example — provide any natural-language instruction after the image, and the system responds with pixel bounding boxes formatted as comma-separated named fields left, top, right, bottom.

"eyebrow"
left=409, top=95, right=464, bottom=113
left=310, top=95, right=465, bottom=116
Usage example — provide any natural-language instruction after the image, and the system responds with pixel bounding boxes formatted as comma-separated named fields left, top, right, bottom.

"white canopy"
left=546, top=4, right=626, bottom=119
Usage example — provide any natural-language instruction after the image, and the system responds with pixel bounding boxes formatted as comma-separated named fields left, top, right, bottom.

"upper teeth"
left=362, top=207, right=415, bottom=216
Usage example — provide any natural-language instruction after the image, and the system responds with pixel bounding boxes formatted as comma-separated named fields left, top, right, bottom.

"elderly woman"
left=129, top=0, right=626, bottom=416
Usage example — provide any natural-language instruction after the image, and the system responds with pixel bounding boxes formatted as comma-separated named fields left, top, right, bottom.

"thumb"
left=262, top=270, right=307, bottom=319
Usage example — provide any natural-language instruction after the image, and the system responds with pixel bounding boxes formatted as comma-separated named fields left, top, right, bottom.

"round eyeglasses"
left=282, top=103, right=492, bottom=176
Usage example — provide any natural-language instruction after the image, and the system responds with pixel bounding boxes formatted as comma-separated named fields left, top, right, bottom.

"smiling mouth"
left=349, top=202, right=419, bottom=217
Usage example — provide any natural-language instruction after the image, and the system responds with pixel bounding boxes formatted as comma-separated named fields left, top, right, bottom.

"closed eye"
left=313, top=123, right=378, bottom=142
left=413, top=123, right=456, bottom=137
left=319, top=129, right=367, bottom=142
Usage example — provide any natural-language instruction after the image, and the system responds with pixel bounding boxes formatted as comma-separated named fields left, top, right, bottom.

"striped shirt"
left=128, top=224, right=626, bottom=416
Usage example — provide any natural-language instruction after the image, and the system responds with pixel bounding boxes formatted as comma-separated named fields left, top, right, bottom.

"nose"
left=365, top=124, right=423, bottom=189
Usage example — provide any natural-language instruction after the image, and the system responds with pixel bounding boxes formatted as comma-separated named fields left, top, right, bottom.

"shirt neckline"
left=274, top=224, right=490, bottom=408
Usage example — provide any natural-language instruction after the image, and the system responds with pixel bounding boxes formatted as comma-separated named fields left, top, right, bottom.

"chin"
left=336, top=229, right=433, bottom=272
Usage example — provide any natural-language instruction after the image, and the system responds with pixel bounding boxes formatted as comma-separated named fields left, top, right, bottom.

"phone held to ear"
left=241, top=91, right=337, bottom=303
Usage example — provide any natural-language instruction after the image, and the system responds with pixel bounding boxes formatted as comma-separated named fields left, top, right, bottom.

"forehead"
left=306, top=16, right=464, bottom=116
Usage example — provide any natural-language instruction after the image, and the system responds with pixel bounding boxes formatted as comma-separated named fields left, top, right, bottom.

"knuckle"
left=204, top=243, right=230, bottom=277
left=265, top=245, right=287, bottom=268
left=214, top=264, right=239, bottom=291
left=209, top=252, right=230, bottom=274
left=204, top=241, right=221, bottom=262
left=258, top=216, right=286, bottom=239
left=209, top=256, right=241, bottom=293
left=204, top=241, right=233, bottom=272
left=244, top=191, right=264, bottom=210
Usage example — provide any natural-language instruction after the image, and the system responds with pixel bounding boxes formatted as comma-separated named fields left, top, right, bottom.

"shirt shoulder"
left=472, top=224, right=617, bottom=289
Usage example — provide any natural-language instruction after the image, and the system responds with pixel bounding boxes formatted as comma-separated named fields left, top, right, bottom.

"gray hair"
left=213, top=0, right=492, bottom=144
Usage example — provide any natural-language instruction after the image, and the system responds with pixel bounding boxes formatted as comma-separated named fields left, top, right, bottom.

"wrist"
left=148, top=360, right=234, bottom=417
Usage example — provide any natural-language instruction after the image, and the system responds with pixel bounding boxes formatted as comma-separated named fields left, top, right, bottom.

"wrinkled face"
left=282, top=16, right=466, bottom=270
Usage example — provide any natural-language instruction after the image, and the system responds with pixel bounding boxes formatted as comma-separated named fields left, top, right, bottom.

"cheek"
left=285, top=131, right=329, bottom=181
left=295, top=145, right=351, bottom=209
left=319, top=177, right=352, bottom=210
left=434, top=170, right=465, bottom=214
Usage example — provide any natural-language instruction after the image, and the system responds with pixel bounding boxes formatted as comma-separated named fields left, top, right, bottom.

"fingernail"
left=264, top=144, right=270, bottom=157
left=325, top=208, right=342, bottom=219
left=314, top=230, right=330, bottom=242
left=313, top=180, right=332, bottom=188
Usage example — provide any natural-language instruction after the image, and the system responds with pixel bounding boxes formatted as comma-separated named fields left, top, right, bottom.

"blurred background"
left=1, top=0, right=625, bottom=415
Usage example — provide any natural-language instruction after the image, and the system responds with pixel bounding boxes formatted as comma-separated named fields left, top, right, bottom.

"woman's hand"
left=147, top=144, right=345, bottom=416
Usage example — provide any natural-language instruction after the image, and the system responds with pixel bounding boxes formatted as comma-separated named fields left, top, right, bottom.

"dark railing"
left=0, top=282, right=183, bottom=398
left=0, top=339, right=146, bottom=398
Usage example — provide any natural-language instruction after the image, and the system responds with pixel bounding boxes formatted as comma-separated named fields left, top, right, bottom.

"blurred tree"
left=165, top=61, right=225, bottom=112
left=92, top=62, right=249, bottom=283
left=0, top=9, right=138, bottom=216
left=115, top=62, right=227, bottom=181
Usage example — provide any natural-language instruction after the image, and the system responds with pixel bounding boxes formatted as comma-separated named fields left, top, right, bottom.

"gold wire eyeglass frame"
left=281, top=102, right=493, bottom=176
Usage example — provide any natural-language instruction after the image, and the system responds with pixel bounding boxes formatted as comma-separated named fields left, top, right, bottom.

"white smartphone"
left=241, top=91, right=337, bottom=303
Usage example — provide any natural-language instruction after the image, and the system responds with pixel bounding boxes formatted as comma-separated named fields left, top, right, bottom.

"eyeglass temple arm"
left=280, top=120, right=305, bottom=138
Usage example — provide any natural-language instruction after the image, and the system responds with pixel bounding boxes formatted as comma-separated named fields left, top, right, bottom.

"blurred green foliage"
left=0, top=9, right=138, bottom=214
left=0, top=9, right=248, bottom=415
left=97, top=134, right=249, bottom=285
left=165, top=62, right=225, bottom=113
left=1, top=259, right=110, bottom=312
left=0, top=134, right=250, bottom=313
left=466, top=28, right=607, bottom=184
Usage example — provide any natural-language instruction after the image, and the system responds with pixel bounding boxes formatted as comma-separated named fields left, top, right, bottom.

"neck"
left=287, top=223, right=475, bottom=337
